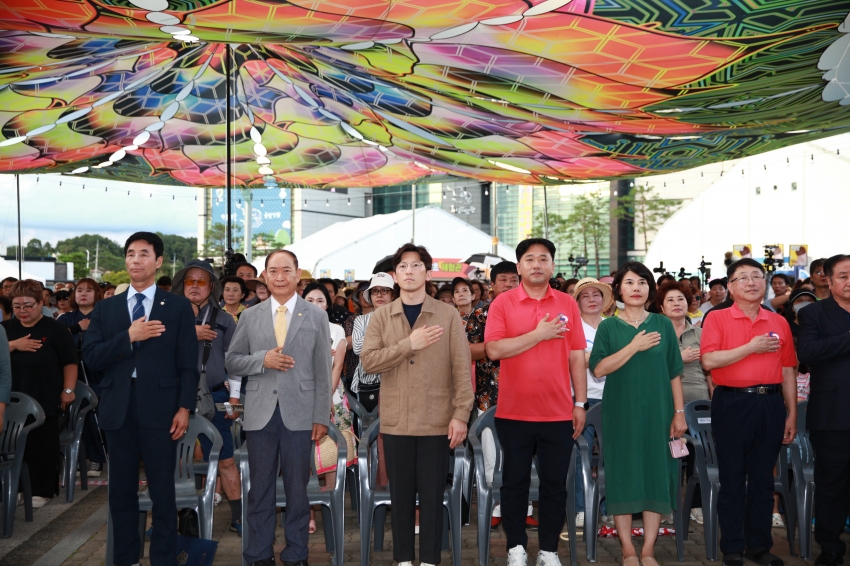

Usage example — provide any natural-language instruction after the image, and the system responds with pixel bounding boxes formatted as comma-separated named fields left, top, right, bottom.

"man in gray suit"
left=226, top=249, right=332, bottom=566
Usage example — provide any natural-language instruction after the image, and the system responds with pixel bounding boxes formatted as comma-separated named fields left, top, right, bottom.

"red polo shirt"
left=484, top=283, right=585, bottom=421
left=701, top=303, right=796, bottom=387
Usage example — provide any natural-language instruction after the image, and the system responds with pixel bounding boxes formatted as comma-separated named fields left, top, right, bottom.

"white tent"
left=0, top=257, right=45, bottom=284
left=255, top=206, right=515, bottom=280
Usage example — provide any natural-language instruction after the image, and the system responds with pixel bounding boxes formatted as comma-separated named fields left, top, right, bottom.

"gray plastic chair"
left=238, top=422, right=348, bottom=566
left=468, top=406, right=579, bottom=566
left=680, top=399, right=797, bottom=560
left=580, top=402, right=685, bottom=562
left=0, top=392, right=44, bottom=538
left=358, top=418, right=466, bottom=566
left=346, top=391, right=378, bottom=522
left=790, top=401, right=814, bottom=559
left=104, top=414, right=222, bottom=563
left=59, top=381, right=98, bottom=503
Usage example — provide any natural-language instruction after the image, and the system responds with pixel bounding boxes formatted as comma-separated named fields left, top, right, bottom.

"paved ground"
left=0, top=478, right=830, bottom=566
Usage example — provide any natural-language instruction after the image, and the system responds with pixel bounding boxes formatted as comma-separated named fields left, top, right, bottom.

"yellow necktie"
left=274, top=305, right=288, bottom=348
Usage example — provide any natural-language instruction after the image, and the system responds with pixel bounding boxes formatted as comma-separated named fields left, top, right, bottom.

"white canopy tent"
left=254, top=206, right=515, bottom=280
left=0, top=257, right=45, bottom=284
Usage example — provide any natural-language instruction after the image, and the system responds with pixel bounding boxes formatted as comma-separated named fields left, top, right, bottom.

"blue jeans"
left=575, top=398, right=605, bottom=513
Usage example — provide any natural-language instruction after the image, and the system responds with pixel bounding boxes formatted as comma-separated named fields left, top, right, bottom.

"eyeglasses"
left=371, top=288, right=392, bottom=296
left=12, top=302, right=38, bottom=311
left=729, top=274, right=765, bottom=284
left=184, top=278, right=208, bottom=287
left=396, top=262, right=425, bottom=271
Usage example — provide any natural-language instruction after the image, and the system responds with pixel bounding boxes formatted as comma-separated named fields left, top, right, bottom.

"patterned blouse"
left=464, top=304, right=500, bottom=412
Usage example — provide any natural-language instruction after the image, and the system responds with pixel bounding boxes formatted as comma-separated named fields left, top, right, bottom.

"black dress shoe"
left=815, top=552, right=844, bottom=566
left=744, top=548, right=784, bottom=566
left=723, top=553, right=745, bottom=566
left=249, top=559, right=275, bottom=566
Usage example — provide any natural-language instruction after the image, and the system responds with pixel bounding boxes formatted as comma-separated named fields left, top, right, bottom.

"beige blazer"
left=361, top=295, right=473, bottom=436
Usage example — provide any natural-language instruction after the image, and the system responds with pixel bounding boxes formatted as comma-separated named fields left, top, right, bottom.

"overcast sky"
left=0, top=174, right=199, bottom=251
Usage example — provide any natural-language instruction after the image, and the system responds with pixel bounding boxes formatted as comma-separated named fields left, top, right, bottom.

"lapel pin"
left=298, top=313, right=303, bottom=317
left=160, top=301, right=165, bottom=305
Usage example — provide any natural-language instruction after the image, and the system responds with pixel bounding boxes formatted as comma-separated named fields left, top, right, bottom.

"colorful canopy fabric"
left=0, top=0, right=848, bottom=188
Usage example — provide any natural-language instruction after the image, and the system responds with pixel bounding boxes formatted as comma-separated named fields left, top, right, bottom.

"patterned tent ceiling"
left=0, top=0, right=849, bottom=188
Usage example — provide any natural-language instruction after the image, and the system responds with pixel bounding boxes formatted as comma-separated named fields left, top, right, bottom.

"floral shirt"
left=465, top=305, right=500, bottom=411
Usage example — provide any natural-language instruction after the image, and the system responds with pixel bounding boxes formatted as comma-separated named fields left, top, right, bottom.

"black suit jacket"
left=82, top=288, right=199, bottom=430
left=797, top=296, right=850, bottom=431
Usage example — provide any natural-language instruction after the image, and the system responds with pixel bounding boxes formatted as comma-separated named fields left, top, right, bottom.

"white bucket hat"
left=364, top=272, right=395, bottom=305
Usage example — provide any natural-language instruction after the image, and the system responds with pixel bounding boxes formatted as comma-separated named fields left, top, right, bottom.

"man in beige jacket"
left=362, top=243, right=474, bottom=566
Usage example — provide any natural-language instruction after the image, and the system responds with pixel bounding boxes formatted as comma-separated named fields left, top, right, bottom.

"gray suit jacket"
left=225, top=296, right=333, bottom=432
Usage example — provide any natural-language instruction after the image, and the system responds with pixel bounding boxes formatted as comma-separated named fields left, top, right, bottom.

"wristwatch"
left=63, top=388, right=74, bottom=395
left=574, top=401, right=589, bottom=410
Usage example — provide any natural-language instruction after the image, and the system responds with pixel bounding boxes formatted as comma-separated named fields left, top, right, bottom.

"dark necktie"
left=132, top=293, right=145, bottom=352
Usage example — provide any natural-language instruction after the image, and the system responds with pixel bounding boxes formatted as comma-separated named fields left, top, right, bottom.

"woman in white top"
left=351, top=272, right=395, bottom=412
left=302, top=282, right=349, bottom=533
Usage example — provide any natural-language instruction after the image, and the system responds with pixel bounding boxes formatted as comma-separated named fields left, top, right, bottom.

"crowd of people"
left=0, top=233, right=848, bottom=566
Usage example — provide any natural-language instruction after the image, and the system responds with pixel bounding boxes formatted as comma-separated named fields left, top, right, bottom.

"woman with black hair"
left=220, top=276, right=248, bottom=323
left=302, top=281, right=352, bottom=533
left=590, top=261, right=687, bottom=566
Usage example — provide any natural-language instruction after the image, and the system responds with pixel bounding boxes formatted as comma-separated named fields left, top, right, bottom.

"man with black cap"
left=172, top=259, right=243, bottom=536
left=701, top=278, right=728, bottom=314
left=465, top=261, right=538, bottom=530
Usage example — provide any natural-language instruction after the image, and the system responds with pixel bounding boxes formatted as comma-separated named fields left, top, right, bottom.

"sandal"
left=308, top=519, right=317, bottom=534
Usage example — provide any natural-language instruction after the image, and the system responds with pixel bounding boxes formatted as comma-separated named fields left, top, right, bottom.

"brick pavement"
left=59, top=499, right=828, bottom=566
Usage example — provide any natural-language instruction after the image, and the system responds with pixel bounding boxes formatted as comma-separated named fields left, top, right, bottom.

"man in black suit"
left=83, top=232, right=199, bottom=566
left=797, top=253, right=850, bottom=566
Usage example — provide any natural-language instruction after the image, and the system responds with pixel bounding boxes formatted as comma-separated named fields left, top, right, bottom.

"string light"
left=325, top=199, right=329, bottom=207
left=367, top=197, right=371, bottom=204
left=260, top=199, right=264, bottom=207
left=304, top=198, right=308, bottom=207
left=347, top=197, right=351, bottom=206
left=484, top=187, right=489, bottom=195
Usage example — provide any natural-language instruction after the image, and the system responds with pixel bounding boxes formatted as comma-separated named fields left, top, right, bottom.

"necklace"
left=619, top=311, right=648, bottom=325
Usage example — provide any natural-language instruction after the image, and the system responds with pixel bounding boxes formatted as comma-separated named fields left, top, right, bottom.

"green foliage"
left=6, top=238, right=56, bottom=258
left=157, top=232, right=198, bottom=266
left=202, top=222, right=242, bottom=260
left=615, top=185, right=682, bottom=250
left=56, top=251, right=88, bottom=280
left=101, top=270, right=130, bottom=285
left=532, top=191, right=609, bottom=277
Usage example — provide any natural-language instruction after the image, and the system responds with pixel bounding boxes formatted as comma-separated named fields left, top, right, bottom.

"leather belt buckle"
left=757, top=386, right=767, bottom=394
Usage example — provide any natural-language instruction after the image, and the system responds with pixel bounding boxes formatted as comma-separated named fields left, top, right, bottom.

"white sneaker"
left=537, top=550, right=562, bottom=566
left=508, top=545, right=528, bottom=566
left=213, top=493, right=222, bottom=507
left=415, top=525, right=420, bottom=535
left=31, top=496, right=50, bottom=508
left=575, top=512, right=585, bottom=528
left=772, top=513, right=785, bottom=528
left=690, top=508, right=704, bottom=524
left=397, top=562, right=413, bottom=566
left=661, top=513, right=674, bottom=525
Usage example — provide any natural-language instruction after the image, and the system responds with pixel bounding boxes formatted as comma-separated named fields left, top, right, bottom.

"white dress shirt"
left=126, top=283, right=157, bottom=377
left=269, top=293, right=298, bottom=332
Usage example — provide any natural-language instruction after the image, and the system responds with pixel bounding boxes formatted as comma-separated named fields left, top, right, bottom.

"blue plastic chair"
left=580, top=402, right=685, bottom=562
left=238, top=422, right=348, bottom=566
left=105, top=414, right=222, bottom=563
left=358, top=418, right=467, bottom=566
left=790, top=401, right=814, bottom=559
left=59, top=380, right=98, bottom=503
left=0, top=392, right=44, bottom=538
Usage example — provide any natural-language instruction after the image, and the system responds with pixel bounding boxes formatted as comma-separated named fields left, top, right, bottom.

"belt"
left=717, top=384, right=781, bottom=394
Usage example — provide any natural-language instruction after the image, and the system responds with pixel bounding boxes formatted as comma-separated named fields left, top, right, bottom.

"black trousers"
left=810, top=428, right=850, bottom=556
left=24, top=415, right=59, bottom=498
left=712, top=388, right=785, bottom=555
left=495, top=418, right=574, bottom=552
left=106, top=385, right=178, bottom=566
left=384, top=434, right=450, bottom=564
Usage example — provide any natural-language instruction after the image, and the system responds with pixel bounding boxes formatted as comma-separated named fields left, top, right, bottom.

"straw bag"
left=314, top=429, right=358, bottom=475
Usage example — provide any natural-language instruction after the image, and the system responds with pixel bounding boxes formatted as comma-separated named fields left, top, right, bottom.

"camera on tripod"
left=653, top=261, right=669, bottom=276
left=568, top=255, right=589, bottom=277
left=763, top=245, right=784, bottom=274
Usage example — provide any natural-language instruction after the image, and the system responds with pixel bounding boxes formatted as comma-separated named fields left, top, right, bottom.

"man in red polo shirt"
left=485, top=238, right=587, bottom=566
left=702, top=258, right=797, bottom=566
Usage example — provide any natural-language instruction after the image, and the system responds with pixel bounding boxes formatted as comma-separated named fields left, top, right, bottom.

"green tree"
left=566, top=191, right=609, bottom=277
left=615, top=185, right=682, bottom=251
left=6, top=238, right=55, bottom=258
left=157, top=232, right=198, bottom=267
left=55, top=234, right=125, bottom=272
left=202, top=222, right=242, bottom=260
left=101, top=270, right=131, bottom=285
left=57, top=251, right=88, bottom=279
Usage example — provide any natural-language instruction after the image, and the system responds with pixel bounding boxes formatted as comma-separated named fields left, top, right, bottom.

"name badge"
left=698, top=417, right=711, bottom=424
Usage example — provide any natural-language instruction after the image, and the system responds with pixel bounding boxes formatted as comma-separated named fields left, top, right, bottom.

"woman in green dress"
left=590, top=262, right=688, bottom=566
